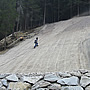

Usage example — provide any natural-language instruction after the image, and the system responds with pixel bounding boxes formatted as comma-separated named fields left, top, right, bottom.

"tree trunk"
left=16, top=17, right=19, bottom=32
left=53, top=0, right=56, bottom=22
left=77, top=0, right=80, bottom=16
left=4, top=32, right=7, bottom=50
left=70, top=0, right=72, bottom=18
left=30, top=11, right=33, bottom=29
left=24, top=16, right=27, bottom=31
left=30, top=16, right=32, bottom=29
left=58, top=0, right=60, bottom=21
left=89, top=1, right=90, bottom=15
left=43, top=0, right=46, bottom=25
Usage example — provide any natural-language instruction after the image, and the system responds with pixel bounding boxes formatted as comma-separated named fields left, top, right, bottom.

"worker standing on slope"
left=34, top=37, right=38, bottom=48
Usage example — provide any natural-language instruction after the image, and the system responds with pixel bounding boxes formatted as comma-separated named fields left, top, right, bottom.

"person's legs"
left=34, top=43, right=37, bottom=48
left=36, top=43, right=38, bottom=46
left=34, top=43, right=38, bottom=48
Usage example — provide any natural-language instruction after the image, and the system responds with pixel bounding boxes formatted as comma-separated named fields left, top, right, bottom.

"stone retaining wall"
left=0, top=69, right=90, bottom=90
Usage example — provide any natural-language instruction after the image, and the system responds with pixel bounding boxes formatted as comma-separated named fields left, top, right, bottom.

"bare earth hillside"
left=0, top=16, right=90, bottom=73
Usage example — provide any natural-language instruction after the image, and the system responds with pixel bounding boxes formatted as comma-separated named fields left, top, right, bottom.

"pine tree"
left=0, top=0, right=17, bottom=49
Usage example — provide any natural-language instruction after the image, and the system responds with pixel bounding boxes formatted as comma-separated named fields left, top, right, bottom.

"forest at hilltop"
left=0, top=0, right=90, bottom=40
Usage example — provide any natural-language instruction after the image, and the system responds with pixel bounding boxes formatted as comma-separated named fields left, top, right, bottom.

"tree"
left=43, top=0, right=46, bottom=25
left=0, top=0, right=17, bottom=49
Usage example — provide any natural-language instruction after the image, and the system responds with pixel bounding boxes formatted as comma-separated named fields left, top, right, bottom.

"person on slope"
left=34, top=37, right=38, bottom=48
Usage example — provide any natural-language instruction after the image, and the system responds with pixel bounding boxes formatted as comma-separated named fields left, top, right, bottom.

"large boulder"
left=0, top=74, right=9, bottom=79
left=58, top=72, right=71, bottom=78
left=6, top=74, right=18, bottom=82
left=61, top=86, right=83, bottom=90
left=85, top=86, right=90, bottom=90
left=44, top=73, right=59, bottom=82
left=36, top=88, right=49, bottom=90
left=57, top=76, right=79, bottom=85
left=85, top=73, right=90, bottom=77
left=32, top=80, right=51, bottom=90
left=22, top=75, right=43, bottom=84
left=8, top=82, right=31, bottom=90
left=80, top=76, right=90, bottom=88
left=79, top=69, right=88, bottom=74
left=0, top=82, right=2, bottom=88
left=70, top=70, right=82, bottom=77
left=48, top=83, right=61, bottom=90
left=0, top=86, right=6, bottom=90
left=1, top=79, right=8, bottom=87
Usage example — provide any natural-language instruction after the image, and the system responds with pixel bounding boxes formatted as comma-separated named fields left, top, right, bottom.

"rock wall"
left=0, top=69, right=90, bottom=90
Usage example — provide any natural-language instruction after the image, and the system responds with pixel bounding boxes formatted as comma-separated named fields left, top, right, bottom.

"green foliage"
left=0, top=0, right=17, bottom=37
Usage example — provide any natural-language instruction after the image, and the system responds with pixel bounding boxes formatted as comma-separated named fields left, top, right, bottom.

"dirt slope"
left=0, top=16, right=90, bottom=73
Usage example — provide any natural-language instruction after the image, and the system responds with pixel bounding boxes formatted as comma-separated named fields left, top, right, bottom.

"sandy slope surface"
left=0, top=16, right=90, bottom=73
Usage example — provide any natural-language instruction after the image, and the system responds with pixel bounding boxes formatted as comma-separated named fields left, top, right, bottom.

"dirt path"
left=0, top=16, right=90, bottom=73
